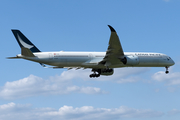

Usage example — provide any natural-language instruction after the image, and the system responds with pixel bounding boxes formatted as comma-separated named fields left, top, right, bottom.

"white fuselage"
left=17, top=51, right=175, bottom=69
left=10, top=27, right=175, bottom=77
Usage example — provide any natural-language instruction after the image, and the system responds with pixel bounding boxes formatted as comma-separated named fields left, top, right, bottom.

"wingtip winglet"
left=108, top=25, right=116, bottom=32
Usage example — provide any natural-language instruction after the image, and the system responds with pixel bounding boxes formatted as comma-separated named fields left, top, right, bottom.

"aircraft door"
left=49, top=53, right=54, bottom=59
left=89, top=53, right=93, bottom=60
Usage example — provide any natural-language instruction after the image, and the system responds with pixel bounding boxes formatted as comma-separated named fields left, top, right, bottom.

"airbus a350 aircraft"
left=8, top=25, right=175, bottom=78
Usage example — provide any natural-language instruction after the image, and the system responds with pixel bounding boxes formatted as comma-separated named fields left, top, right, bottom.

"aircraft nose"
left=168, top=58, right=175, bottom=66
left=166, top=56, right=175, bottom=66
left=171, top=59, right=175, bottom=66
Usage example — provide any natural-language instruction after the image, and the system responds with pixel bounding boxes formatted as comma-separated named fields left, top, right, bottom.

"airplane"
left=8, top=25, right=175, bottom=78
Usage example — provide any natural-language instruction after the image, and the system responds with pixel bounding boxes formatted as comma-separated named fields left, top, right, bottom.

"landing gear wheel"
left=89, top=73, right=100, bottom=78
left=90, top=69, right=101, bottom=78
left=89, top=74, right=93, bottom=78
left=96, top=74, right=100, bottom=77
left=165, top=66, right=169, bottom=74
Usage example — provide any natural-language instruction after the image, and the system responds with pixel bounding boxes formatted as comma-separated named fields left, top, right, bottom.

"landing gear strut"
left=165, top=66, right=169, bottom=74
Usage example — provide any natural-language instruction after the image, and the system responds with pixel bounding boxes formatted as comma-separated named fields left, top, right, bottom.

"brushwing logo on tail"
left=17, top=34, right=34, bottom=49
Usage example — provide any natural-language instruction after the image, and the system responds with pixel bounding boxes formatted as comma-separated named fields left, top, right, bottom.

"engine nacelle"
left=121, top=55, right=139, bottom=66
left=100, top=68, right=114, bottom=76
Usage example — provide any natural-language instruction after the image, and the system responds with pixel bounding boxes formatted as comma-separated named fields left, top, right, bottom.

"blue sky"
left=1, top=0, right=180, bottom=120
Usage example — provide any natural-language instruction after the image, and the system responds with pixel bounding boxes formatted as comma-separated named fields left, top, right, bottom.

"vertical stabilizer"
left=11, top=30, right=41, bottom=53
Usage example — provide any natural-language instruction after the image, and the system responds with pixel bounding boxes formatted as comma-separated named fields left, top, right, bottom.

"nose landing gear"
left=165, top=66, right=169, bottom=74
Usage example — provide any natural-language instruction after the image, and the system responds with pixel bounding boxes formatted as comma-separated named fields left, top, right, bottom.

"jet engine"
left=121, top=55, right=139, bottom=66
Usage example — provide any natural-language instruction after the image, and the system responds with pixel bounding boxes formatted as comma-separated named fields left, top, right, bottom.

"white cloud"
left=0, top=67, right=148, bottom=99
left=61, top=67, right=149, bottom=83
left=0, top=102, right=164, bottom=120
left=152, top=71, right=180, bottom=85
left=0, top=74, right=105, bottom=99
left=97, top=67, right=149, bottom=83
left=168, top=109, right=180, bottom=116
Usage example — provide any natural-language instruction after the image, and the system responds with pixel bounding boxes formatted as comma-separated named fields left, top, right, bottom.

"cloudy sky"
left=1, top=0, right=180, bottom=120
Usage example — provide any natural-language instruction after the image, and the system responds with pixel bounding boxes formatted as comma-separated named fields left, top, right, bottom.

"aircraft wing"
left=99, top=25, right=124, bottom=67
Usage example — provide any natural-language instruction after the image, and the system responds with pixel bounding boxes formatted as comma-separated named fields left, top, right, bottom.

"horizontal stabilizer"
left=7, top=56, right=21, bottom=59
left=21, top=47, right=35, bottom=57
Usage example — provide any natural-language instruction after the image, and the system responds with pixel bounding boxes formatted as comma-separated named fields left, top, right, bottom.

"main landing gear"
left=89, top=69, right=101, bottom=78
left=89, top=73, right=100, bottom=78
left=165, top=66, right=169, bottom=74
left=89, top=68, right=113, bottom=78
